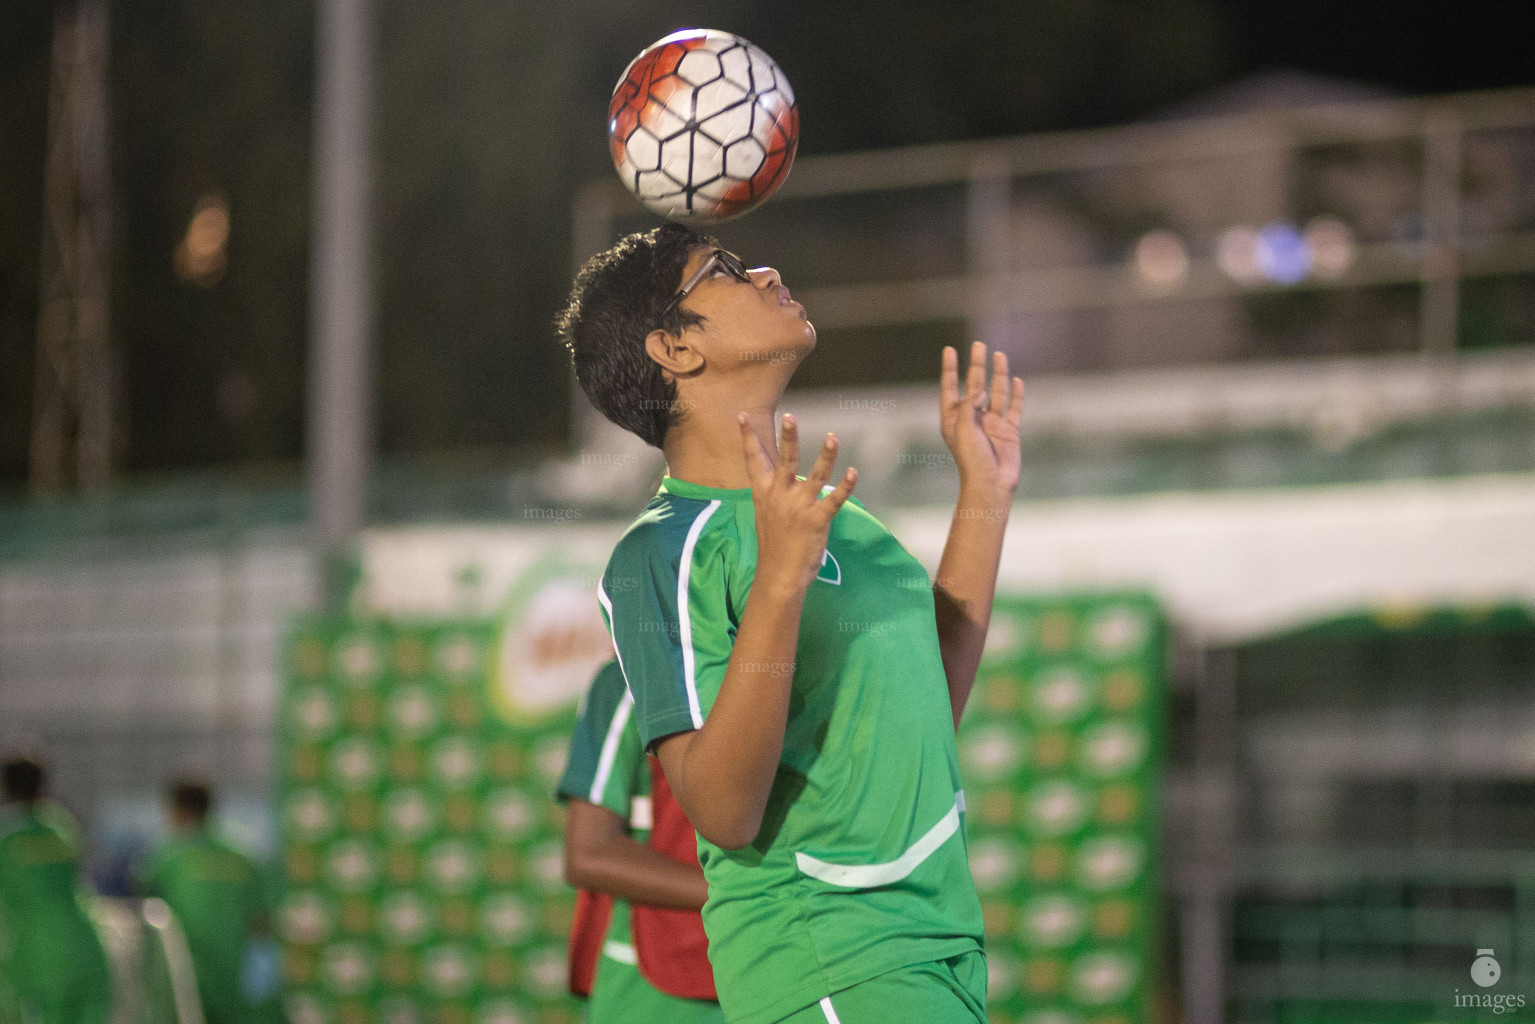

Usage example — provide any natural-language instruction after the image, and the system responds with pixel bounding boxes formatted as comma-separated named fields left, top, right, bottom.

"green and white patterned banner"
left=277, top=554, right=615, bottom=1024
left=279, top=561, right=1163, bottom=1024
left=960, top=593, right=1164, bottom=1024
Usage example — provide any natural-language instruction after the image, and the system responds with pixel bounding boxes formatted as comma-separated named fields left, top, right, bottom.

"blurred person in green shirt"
left=141, top=779, right=269, bottom=1024
left=0, top=756, right=113, bottom=1024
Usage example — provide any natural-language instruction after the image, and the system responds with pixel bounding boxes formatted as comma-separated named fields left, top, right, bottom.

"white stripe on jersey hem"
left=794, top=794, right=965, bottom=889
left=676, top=499, right=722, bottom=730
left=589, top=686, right=634, bottom=805
left=629, top=795, right=653, bottom=830
left=819, top=996, right=843, bottom=1023
left=602, top=940, right=638, bottom=965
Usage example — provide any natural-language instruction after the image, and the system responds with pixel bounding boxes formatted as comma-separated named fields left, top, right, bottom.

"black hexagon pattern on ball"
left=616, top=34, right=796, bottom=216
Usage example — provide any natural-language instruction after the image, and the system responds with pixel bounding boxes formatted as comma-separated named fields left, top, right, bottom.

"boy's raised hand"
left=739, top=412, right=857, bottom=595
left=940, top=341, right=1024, bottom=498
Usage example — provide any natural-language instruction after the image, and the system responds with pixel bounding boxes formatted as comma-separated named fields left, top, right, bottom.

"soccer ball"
left=608, top=29, right=798, bottom=224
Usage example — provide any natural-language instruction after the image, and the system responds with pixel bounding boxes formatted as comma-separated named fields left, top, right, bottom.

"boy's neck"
left=662, top=396, right=780, bottom=491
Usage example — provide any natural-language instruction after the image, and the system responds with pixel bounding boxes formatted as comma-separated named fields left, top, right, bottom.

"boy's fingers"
left=804, top=433, right=839, bottom=493
left=820, top=467, right=858, bottom=519
left=940, top=345, right=960, bottom=410
left=989, top=351, right=1009, bottom=415
left=966, top=340, right=987, bottom=406
left=777, top=413, right=800, bottom=485
left=1007, top=377, right=1025, bottom=428
left=738, top=412, right=773, bottom=483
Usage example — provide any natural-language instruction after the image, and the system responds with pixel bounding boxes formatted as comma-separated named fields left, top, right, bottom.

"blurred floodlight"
left=1133, top=230, right=1189, bottom=290
left=1216, top=225, right=1262, bottom=284
left=174, top=193, right=230, bottom=287
left=1255, top=222, right=1310, bottom=285
left=1305, top=216, right=1356, bottom=279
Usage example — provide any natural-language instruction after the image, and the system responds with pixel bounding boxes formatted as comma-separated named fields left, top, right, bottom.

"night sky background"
left=0, top=0, right=1528, bottom=490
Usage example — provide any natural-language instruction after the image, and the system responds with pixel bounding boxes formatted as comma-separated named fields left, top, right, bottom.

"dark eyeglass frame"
left=659, top=248, right=750, bottom=318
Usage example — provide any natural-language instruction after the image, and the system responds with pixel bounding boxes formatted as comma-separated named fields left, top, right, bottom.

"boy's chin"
left=736, top=334, right=815, bottom=367
left=790, top=321, right=817, bottom=352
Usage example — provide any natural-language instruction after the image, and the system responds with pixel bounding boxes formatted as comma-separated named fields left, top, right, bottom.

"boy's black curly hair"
left=170, top=777, right=213, bottom=821
left=557, top=223, right=720, bottom=449
left=1, top=756, right=43, bottom=804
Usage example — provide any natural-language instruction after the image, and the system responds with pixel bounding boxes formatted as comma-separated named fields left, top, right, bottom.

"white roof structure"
left=359, top=470, right=1535, bottom=645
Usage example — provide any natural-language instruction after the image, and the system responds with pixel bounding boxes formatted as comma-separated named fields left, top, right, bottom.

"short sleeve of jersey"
left=37, top=801, right=82, bottom=855
left=555, top=660, right=641, bottom=819
left=137, top=848, right=167, bottom=898
left=239, top=848, right=268, bottom=924
left=599, top=501, right=737, bottom=752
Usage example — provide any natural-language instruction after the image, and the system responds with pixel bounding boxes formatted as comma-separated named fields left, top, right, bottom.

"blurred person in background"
left=560, top=660, right=723, bottom=1023
left=140, top=778, right=270, bottom=1024
left=0, top=755, right=113, bottom=1024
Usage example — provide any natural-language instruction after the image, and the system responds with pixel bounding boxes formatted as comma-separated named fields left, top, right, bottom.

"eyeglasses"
left=660, top=249, right=751, bottom=317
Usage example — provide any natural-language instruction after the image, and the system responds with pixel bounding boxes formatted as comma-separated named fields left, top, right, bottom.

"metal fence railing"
left=573, top=85, right=1535, bottom=391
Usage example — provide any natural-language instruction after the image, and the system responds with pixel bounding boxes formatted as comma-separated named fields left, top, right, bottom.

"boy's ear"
left=645, top=328, right=704, bottom=378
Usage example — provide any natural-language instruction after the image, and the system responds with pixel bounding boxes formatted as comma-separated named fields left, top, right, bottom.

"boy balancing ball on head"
left=558, top=223, right=1024, bottom=1024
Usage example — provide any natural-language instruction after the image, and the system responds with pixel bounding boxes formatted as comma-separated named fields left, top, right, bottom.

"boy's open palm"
left=739, top=412, right=857, bottom=594
left=940, top=341, right=1024, bottom=496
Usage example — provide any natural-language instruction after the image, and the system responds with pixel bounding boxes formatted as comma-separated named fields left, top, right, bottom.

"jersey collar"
left=658, top=476, right=752, bottom=501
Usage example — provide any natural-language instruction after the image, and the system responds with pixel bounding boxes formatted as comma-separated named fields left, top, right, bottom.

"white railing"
left=90, top=897, right=206, bottom=1024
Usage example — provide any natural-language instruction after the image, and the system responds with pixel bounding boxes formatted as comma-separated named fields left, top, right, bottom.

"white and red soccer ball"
left=608, top=29, right=799, bottom=224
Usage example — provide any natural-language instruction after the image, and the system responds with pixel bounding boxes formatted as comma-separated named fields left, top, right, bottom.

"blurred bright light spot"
left=1217, top=225, right=1262, bottom=284
left=1255, top=222, right=1310, bottom=285
left=1305, top=216, right=1356, bottom=279
left=186, top=203, right=229, bottom=258
left=142, top=897, right=172, bottom=928
left=174, top=193, right=229, bottom=286
left=1132, top=229, right=1189, bottom=290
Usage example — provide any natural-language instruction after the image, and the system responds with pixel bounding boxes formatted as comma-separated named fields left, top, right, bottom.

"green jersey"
left=556, top=659, right=653, bottom=968
left=142, top=829, right=266, bottom=1024
left=558, top=661, right=722, bottom=1023
left=599, top=476, right=984, bottom=1024
left=0, top=805, right=112, bottom=1024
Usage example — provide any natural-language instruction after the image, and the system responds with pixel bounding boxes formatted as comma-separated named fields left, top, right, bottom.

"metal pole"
left=71, top=0, right=114, bottom=492
left=31, top=0, right=115, bottom=495
left=306, top=0, right=374, bottom=601
left=1185, top=644, right=1239, bottom=1024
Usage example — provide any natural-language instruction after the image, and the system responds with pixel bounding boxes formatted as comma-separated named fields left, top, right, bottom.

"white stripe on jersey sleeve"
left=676, top=499, right=722, bottom=730
left=588, top=686, right=634, bottom=806
left=596, top=582, right=633, bottom=703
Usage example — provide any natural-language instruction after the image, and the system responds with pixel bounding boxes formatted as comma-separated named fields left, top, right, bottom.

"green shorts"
left=773, top=950, right=987, bottom=1024
left=588, top=940, right=726, bottom=1024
